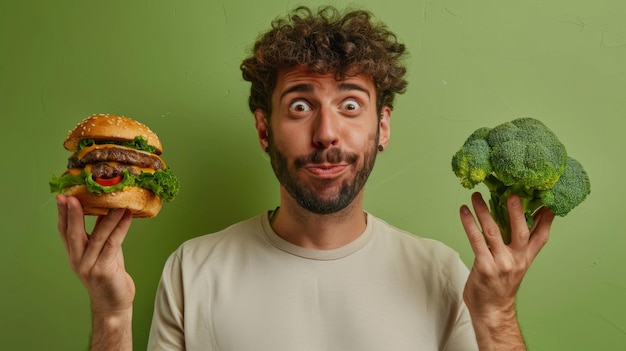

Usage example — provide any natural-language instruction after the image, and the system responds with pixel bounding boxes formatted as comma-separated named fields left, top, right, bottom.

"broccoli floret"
left=489, top=118, right=567, bottom=190
left=539, top=156, right=591, bottom=217
left=451, top=127, right=492, bottom=188
left=451, top=117, right=591, bottom=244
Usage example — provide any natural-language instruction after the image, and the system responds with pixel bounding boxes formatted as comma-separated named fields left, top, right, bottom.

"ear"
left=378, top=106, right=391, bottom=151
left=254, top=109, right=270, bottom=152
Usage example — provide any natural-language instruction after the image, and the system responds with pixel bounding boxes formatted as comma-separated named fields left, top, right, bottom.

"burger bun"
left=63, top=114, right=163, bottom=154
left=63, top=185, right=163, bottom=218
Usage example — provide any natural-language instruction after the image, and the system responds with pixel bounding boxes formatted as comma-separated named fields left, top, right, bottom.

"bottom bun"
left=62, top=185, right=163, bottom=218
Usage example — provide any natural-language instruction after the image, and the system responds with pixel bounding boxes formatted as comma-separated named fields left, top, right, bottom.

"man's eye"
left=289, top=100, right=312, bottom=112
left=340, top=99, right=361, bottom=111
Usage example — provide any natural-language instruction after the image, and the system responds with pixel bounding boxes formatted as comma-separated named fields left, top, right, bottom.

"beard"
left=268, top=133, right=379, bottom=215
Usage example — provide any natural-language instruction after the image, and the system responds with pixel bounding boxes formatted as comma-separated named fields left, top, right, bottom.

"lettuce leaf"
left=136, top=168, right=180, bottom=202
left=49, top=172, right=84, bottom=193
left=49, top=168, right=180, bottom=202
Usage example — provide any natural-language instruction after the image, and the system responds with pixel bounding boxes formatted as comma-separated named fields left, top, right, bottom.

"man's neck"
left=270, top=193, right=367, bottom=250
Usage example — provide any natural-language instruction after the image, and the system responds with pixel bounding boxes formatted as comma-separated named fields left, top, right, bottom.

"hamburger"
left=50, top=114, right=180, bottom=217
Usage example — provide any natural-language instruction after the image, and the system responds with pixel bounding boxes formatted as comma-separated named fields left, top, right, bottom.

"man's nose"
left=312, top=106, right=340, bottom=148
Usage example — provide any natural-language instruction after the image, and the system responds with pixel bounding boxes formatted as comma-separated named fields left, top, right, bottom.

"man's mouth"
left=305, top=164, right=349, bottom=178
left=295, top=148, right=358, bottom=167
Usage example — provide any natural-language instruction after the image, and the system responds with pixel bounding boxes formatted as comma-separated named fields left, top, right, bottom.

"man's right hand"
left=57, top=194, right=135, bottom=350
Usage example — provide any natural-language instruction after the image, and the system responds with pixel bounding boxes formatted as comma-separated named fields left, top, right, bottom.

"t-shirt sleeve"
left=444, top=302, right=478, bottom=350
left=147, top=250, right=185, bottom=351
left=444, top=256, right=479, bottom=351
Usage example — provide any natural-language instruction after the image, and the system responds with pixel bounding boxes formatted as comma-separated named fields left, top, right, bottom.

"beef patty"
left=68, top=147, right=164, bottom=170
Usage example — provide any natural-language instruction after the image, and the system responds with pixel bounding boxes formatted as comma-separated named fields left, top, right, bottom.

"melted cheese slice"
left=84, top=162, right=157, bottom=175
left=63, top=163, right=157, bottom=177
left=66, top=168, right=83, bottom=176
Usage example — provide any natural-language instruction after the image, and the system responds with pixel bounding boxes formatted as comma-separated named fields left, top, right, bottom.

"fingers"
left=57, top=195, right=133, bottom=275
left=460, top=192, right=554, bottom=263
left=460, top=204, right=489, bottom=256
left=80, top=208, right=132, bottom=271
left=62, top=196, right=90, bottom=271
left=506, top=195, right=553, bottom=258
left=507, top=195, right=530, bottom=250
left=459, top=193, right=500, bottom=266
left=470, top=192, right=508, bottom=254
left=56, top=194, right=70, bottom=254
left=96, top=209, right=132, bottom=264
left=527, top=207, right=554, bottom=259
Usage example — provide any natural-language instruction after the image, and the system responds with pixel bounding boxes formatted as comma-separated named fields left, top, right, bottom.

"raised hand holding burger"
left=50, top=114, right=180, bottom=217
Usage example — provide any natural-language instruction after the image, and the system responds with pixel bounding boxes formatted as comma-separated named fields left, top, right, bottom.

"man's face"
left=257, top=66, right=390, bottom=214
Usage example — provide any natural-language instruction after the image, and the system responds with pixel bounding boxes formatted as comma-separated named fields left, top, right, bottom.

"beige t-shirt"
left=148, top=213, right=478, bottom=350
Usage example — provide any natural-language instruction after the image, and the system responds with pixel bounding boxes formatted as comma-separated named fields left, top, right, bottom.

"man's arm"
left=57, top=194, right=135, bottom=351
left=460, top=192, right=554, bottom=351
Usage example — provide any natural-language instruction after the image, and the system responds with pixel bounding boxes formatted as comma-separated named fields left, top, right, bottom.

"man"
left=56, top=6, right=554, bottom=350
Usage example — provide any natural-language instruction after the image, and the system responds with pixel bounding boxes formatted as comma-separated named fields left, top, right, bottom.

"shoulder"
left=170, top=214, right=267, bottom=262
left=370, top=214, right=462, bottom=262
left=368, top=214, right=470, bottom=285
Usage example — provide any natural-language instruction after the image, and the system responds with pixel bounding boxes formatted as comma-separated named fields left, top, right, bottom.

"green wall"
left=1, top=0, right=624, bottom=349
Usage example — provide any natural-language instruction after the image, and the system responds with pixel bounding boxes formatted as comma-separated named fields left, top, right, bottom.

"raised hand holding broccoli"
left=451, top=117, right=591, bottom=244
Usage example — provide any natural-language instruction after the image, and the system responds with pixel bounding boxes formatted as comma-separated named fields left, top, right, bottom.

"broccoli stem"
left=482, top=175, right=544, bottom=244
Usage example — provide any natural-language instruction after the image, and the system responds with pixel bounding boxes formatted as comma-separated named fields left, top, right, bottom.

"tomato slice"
left=94, top=174, right=123, bottom=187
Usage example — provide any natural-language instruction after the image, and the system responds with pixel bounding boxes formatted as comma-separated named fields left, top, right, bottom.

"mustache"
left=294, top=148, right=358, bottom=168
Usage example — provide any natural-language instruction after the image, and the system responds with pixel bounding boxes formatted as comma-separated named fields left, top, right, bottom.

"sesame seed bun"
left=63, top=114, right=163, bottom=154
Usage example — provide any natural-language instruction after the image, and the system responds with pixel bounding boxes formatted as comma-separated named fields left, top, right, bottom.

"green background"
left=1, top=0, right=624, bottom=349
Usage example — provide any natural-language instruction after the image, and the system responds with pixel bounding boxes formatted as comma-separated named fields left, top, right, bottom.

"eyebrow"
left=279, top=82, right=371, bottom=101
left=280, top=84, right=313, bottom=100
left=338, top=83, right=370, bottom=97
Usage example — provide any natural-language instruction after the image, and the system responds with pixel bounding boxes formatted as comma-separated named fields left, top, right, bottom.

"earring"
left=378, top=145, right=384, bottom=152
left=265, top=146, right=270, bottom=153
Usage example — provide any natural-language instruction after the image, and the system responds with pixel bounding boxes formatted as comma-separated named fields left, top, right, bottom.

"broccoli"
left=451, top=117, right=591, bottom=244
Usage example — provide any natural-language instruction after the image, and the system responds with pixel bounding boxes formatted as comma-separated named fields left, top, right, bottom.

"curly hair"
left=240, top=6, right=408, bottom=116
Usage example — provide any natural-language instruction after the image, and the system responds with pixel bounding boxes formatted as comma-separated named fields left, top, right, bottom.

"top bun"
left=64, top=114, right=163, bottom=154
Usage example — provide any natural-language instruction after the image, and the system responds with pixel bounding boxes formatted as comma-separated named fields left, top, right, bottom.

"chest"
left=181, top=254, right=450, bottom=351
